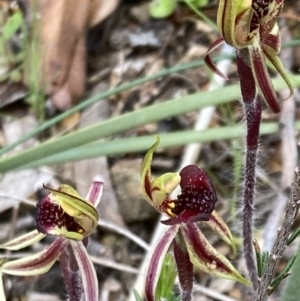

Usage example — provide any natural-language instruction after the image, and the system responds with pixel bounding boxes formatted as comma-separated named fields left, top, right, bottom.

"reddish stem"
left=236, top=49, right=260, bottom=290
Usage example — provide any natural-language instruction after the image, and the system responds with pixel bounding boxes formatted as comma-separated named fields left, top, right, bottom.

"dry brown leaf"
left=24, top=0, right=119, bottom=110
left=88, top=0, right=119, bottom=28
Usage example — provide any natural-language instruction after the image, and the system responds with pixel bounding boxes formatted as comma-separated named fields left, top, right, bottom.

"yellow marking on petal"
left=169, top=202, right=175, bottom=209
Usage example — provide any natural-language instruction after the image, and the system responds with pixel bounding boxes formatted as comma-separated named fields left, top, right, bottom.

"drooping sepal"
left=2, top=237, right=68, bottom=276
left=70, top=240, right=99, bottom=301
left=0, top=230, right=45, bottom=251
left=174, top=232, right=194, bottom=301
left=203, top=211, right=237, bottom=256
left=248, top=41, right=280, bottom=113
left=180, top=223, right=251, bottom=286
left=144, top=225, right=180, bottom=301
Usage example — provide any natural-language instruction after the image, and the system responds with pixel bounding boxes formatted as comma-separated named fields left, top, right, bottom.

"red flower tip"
left=162, top=165, right=217, bottom=225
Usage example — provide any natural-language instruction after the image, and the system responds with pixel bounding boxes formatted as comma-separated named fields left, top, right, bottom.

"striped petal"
left=181, top=223, right=250, bottom=286
left=174, top=233, right=193, bottom=301
left=86, top=181, right=104, bottom=207
left=0, top=230, right=45, bottom=251
left=248, top=41, right=280, bottom=113
left=2, top=237, right=68, bottom=276
left=203, top=210, right=237, bottom=255
left=70, top=240, right=98, bottom=301
left=145, top=225, right=179, bottom=301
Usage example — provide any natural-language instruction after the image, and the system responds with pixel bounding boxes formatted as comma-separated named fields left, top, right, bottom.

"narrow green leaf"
left=1, top=74, right=300, bottom=172
left=133, top=290, right=143, bottom=301
left=2, top=11, right=24, bottom=41
left=287, top=227, right=300, bottom=246
left=16, top=120, right=300, bottom=170
left=269, top=254, right=297, bottom=295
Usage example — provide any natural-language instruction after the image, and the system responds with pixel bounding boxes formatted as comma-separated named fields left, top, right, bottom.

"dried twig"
left=254, top=165, right=300, bottom=301
left=263, top=21, right=297, bottom=252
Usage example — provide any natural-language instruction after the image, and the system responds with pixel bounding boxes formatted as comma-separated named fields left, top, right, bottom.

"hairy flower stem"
left=237, top=50, right=260, bottom=289
left=60, top=245, right=83, bottom=301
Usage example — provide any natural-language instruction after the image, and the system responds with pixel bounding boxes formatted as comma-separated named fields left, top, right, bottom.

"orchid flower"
left=0, top=181, right=103, bottom=301
left=141, top=137, right=250, bottom=301
left=204, top=0, right=293, bottom=289
left=205, top=0, right=293, bottom=113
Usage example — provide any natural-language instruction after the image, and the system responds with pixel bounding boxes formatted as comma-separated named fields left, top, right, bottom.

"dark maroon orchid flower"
left=0, top=182, right=103, bottom=301
left=141, top=138, right=250, bottom=301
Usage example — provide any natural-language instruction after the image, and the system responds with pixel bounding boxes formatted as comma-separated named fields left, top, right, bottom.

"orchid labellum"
left=141, top=137, right=250, bottom=301
left=205, top=0, right=293, bottom=289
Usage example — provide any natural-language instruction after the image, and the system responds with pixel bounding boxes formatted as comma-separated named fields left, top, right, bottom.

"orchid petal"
left=70, top=240, right=98, bottom=301
left=0, top=230, right=45, bottom=251
left=174, top=233, right=193, bottom=301
left=204, top=37, right=227, bottom=79
left=151, top=172, right=181, bottom=207
left=86, top=181, right=104, bottom=207
left=203, top=211, right=237, bottom=255
left=248, top=41, right=280, bottom=113
left=145, top=225, right=180, bottom=301
left=181, top=223, right=251, bottom=286
left=2, top=237, right=68, bottom=276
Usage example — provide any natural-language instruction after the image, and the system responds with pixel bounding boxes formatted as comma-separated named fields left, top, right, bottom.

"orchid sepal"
left=70, top=240, right=99, bottom=301
left=203, top=210, right=237, bottom=256
left=0, top=230, right=45, bottom=251
left=144, top=225, right=180, bottom=301
left=1, top=237, right=68, bottom=276
left=181, top=223, right=251, bottom=286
